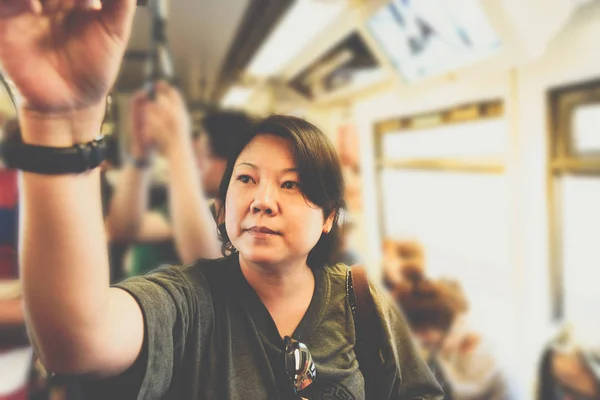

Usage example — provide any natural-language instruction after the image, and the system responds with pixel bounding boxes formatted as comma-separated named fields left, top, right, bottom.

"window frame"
left=547, top=78, right=600, bottom=320
left=373, top=99, right=506, bottom=241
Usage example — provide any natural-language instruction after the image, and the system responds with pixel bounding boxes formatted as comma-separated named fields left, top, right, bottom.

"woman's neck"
left=240, top=256, right=316, bottom=337
left=239, top=256, right=315, bottom=304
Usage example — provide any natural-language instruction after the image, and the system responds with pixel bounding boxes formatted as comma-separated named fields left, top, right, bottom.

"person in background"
left=194, top=108, right=256, bottom=203
left=0, top=120, right=32, bottom=400
left=395, top=268, right=522, bottom=400
left=538, top=325, right=600, bottom=399
left=382, top=239, right=425, bottom=291
left=106, top=83, right=254, bottom=276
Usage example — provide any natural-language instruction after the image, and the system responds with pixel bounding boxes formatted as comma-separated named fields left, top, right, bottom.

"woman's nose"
left=250, top=182, right=279, bottom=215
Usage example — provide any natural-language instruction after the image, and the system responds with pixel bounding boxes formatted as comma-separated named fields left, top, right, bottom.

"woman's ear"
left=214, top=198, right=224, bottom=219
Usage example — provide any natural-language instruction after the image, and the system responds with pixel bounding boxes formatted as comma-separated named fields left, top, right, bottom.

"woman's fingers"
left=0, top=0, right=41, bottom=18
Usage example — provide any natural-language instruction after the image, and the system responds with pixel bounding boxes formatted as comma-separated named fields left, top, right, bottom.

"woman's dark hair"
left=216, top=114, right=346, bottom=269
left=394, top=268, right=468, bottom=332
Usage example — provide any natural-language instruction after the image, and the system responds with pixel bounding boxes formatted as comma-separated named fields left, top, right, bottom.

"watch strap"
left=0, top=135, right=108, bottom=175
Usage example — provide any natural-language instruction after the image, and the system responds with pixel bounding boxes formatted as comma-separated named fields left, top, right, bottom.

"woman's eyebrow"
left=234, top=162, right=257, bottom=169
left=235, top=163, right=298, bottom=173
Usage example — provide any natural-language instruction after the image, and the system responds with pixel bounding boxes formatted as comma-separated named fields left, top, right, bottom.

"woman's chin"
left=239, top=248, right=281, bottom=266
left=243, top=255, right=280, bottom=266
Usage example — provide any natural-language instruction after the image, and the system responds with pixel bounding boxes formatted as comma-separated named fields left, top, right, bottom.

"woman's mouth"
left=246, top=226, right=280, bottom=236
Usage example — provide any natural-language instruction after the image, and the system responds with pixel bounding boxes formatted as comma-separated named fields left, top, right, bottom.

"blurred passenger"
left=395, top=268, right=522, bottom=400
left=538, top=325, right=600, bottom=399
left=0, top=120, right=32, bottom=400
left=106, top=82, right=254, bottom=275
left=382, top=239, right=425, bottom=290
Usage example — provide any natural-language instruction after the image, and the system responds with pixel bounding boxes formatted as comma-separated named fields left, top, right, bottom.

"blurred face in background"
left=194, top=132, right=227, bottom=198
left=414, top=328, right=446, bottom=354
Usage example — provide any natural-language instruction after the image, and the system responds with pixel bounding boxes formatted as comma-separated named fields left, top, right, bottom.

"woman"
left=0, top=2, right=443, bottom=399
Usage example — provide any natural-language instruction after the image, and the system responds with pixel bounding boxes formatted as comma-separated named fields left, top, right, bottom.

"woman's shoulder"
left=185, top=255, right=237, bottom=271
left=179, top=255, right=239, bottom=286
left=113, top=257, right=237, bottom=323
left=117, top=256, right=235, bottom=293
left=323, top=262, right=351, bottom=277
left=325, top=263, right=377, bottom=278
left=324, top=263, right=389, bottom=295
left=323, top=263, right=392, bottom=310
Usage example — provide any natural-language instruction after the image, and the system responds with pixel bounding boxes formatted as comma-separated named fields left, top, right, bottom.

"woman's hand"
left=0, top=0, right=136, bottom=113
left=141, top=82, right=192, bottom=159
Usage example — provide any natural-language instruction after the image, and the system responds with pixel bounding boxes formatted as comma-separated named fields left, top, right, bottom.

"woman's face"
left=225, top=134, right=333, bottom=268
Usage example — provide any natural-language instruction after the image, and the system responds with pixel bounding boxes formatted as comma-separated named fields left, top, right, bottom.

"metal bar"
left=374, top=99, right=504, bottom=135
left=376, top=158, right=506, bottom=174
left=146, top=0, right=174, bottom=100
left=551, top=158, right=600, bottom=174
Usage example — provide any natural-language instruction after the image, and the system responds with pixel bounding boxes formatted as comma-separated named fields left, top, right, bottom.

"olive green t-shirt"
left=82, top=255, right=443, bottom=400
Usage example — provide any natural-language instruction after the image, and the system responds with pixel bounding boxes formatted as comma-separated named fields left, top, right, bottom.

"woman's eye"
left=282, top=181, right=299, bottom=190
left=237, top=175, right=253, bottom=184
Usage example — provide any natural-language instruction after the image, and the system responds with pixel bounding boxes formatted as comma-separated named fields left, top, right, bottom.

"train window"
left=379, top=170, right=513, bottom=345
left=560, top=176, right=600, bottom=327
left=572, top=104, right=600, bottom=155
left=548, top=78, right=600, bottom=320
left=381, top=118, right=507, bottom=159
left=375, top=100, right=505, bottom=172
left=374, top=100, right=515, bottom=349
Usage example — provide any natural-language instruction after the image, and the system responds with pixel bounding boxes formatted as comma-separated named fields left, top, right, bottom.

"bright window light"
left=221, top=86, right=253, bottom=109
left=247, top=0, right=347, bottom=77
left=380, top=169, right=514, bottom=352
left=572, top=103, right=600, bottom=154
left=367, top=0, right=501, bottom=82
left=382, top=119, right=508, bottom=159
left=561, top=175, right=600, bottom=341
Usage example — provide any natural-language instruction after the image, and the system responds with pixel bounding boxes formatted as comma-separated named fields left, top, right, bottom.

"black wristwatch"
left=0, top=135, right=108, bottom=175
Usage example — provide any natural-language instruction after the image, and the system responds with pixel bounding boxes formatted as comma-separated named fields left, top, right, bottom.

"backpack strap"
left=348, top=265, right=381, bottom=398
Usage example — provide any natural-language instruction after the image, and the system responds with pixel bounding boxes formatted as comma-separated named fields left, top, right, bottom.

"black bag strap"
left=348, top=265, right=382, bottom=398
